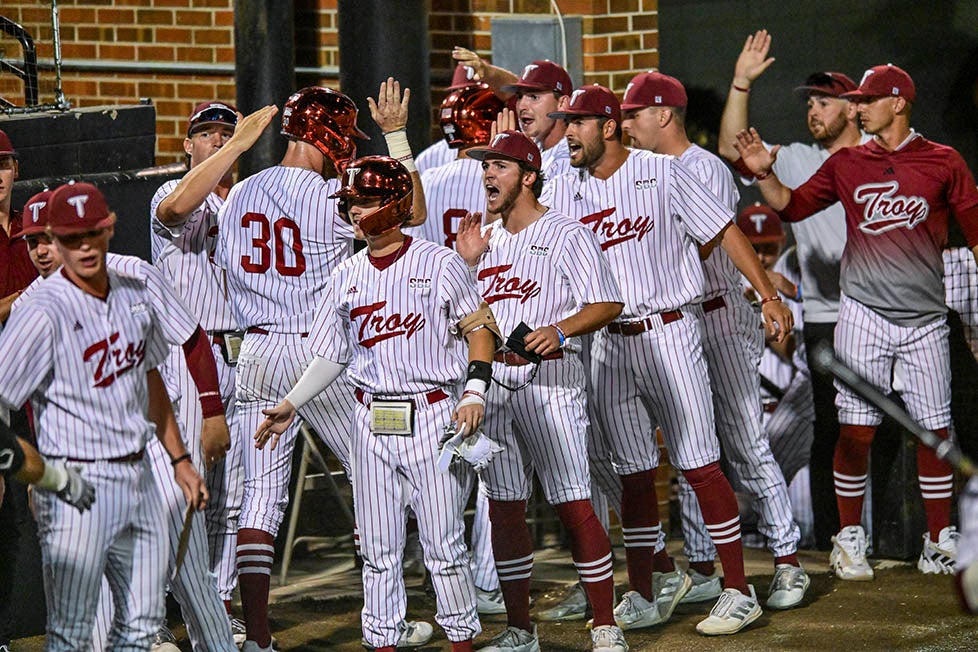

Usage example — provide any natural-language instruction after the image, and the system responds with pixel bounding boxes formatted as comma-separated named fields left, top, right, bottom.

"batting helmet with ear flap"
left=439, top=85, right=505, bottom=149
left=330, top=156, right=413, bottom=237
left=281, top=87, right=369, bottom=173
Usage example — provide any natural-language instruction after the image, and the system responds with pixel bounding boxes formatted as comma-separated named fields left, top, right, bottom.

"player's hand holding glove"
left=200, top=414, right=231, bottom=470
left=55, top=464, right=96, bottom=513
left=438, top=423, right=504, bottom=474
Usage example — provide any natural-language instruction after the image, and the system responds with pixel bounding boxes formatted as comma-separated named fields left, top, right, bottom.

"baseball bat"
left=811, top=342, right=976, bottom=478
left=171, top=504, right=194, bottom=582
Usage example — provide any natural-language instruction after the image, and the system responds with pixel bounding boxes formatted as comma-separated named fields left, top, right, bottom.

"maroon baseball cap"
left=793, top=72, right=858, bottom=98
left=502, top=60, right=573, bottom=96
left=621, top=71, right=688, bottom=110
left=0, top=129, right=17, bottom=159
left=447, top=63, right=482, bottom=90
left=737, top=203, right=784, bottom=243
left=467, top=130, right=542, bottom=171
left=841, top=64, right=916, bottom=102
left=548, top=84, right=621, bottom=123
left=47, top=182, right=116, bottom=236
left=187, top=101, right=238, bottom=137
left=19, top=190, right=53, bottom=237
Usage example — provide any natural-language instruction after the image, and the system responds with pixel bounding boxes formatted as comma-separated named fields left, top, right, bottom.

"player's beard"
left=486, top=180, right=521, bottom=218
left=571, top=137, right=606, bottom=169
left=809, top=111, right=848, bottom=146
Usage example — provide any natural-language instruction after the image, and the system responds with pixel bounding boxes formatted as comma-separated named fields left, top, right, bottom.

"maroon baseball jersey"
left=780, top=133, right=978, bottom=326
left=1, top=210, right=38, bottom=297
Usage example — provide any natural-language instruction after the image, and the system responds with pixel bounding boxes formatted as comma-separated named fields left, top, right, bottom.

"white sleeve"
left=307, top=272, right=354, bottom=364
left=441, top=253, right=483, bottom=329
left=284, top=356, right=347, bottom=410
left=0, top=304, right=55, bottom=408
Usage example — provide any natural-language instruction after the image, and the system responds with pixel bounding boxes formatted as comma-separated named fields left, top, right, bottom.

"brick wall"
left=0, top=1, right=656, bottom=165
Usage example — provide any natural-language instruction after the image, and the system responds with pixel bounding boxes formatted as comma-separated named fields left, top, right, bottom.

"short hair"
left=597, top=116, right=623, bottom=141
left=519, top=164, right=546, bottom=198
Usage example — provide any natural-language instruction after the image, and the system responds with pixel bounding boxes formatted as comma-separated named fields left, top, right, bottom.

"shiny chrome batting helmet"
left=330, top=156, right=413, bottom=237
left=439, top=85, right=504, bottom=149
left=281, top=87, right=369, bottom=173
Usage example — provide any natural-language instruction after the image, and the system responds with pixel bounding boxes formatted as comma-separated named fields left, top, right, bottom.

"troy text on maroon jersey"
left=478, top=264, right=542, bottom=304
left=350, top=300, right=426, bottom=348
left=853, top=181, right=929, bottom=234
left=83, top=332, right=147, bottom=388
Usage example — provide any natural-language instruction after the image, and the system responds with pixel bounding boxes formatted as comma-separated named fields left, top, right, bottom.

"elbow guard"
left=458, top=302, right=503, bottom=350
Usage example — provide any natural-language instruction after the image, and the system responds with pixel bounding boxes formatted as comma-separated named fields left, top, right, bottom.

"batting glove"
left=56, top=465, right=96, bottom=512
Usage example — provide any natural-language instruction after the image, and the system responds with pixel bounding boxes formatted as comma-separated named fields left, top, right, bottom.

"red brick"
left=158, top=136, right=186, bottom=154
left=63, top=79, right=100, bottom=96
left=178, top=82, right=217, bottom=98
left=135, top=9, right=174, bottom=25
left=585, top=53, right=631, bottom=71
left=153, top=0, right=193, bottom=6
left=583, top=36, right=609, bottom=54
left=155, top=27, right=187, bottom=43
left=214, top=11, right=235, bottom=26
left=77, top=26, right=101, bottom=41
left=632, top=13, right=658, bottom=30
left=100, top=80, right=137, bottom=98
left=472, top=0, right=509, bottom=11
left=62, top=43, right=98, bottom=59
left=632, top=52, right=658, bottom=70
left=176, top=47, right=215, bottom=64
left=215, top=47, right=236, bottom=64
left=99, top=44, right=136, bottom=60
left=590, top=16, right=630, bottom=33
left=472, top=34, right=492, bottom=50
left=611, top=34, right=642, bottom=51
left=641, top=0, right=659, bottom=10
left=117, top=27, right=155, bottom=43
left=583, top=73, right=611, bottom=87
left=642, top=32, right=658, bottom=50
left=194, top=30, right=232, bottom=45
left=59, top=7, right=97, bottom=23
left=513, top=0, right=550, bottom=12
left=556, top=0, right=601, bottom=11
left=175, top=11, right=213, bottom=26
left=138, top=81, right=176, bottom=97
left=609, top=0, right=639, bottom=12
left=98, top=8, right=136, bottom=23
left=137, top=46, right=176, bottom=61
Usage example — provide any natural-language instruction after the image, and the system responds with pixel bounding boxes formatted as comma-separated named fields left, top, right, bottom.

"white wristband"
left=36, top=461, right=69, bottom=492
left=384, top=129, right=417, bottom=173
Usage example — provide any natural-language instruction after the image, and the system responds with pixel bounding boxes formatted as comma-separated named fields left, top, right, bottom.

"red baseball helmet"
left=331, top=156, right=413, bottom=237
left=281, top=87, right=369, bottom=173
left=439, top=85, right=504, bottom=149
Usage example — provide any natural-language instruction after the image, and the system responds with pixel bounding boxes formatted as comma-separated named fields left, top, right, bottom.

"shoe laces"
left=840, top=528, right=868, bottom=563
left=772, top=566, right=805, bottom=592
left=709, top=590, right=737, bottom=618
left=592, top=625, right=624, bottom=646
left=616, top=592, right=641, bottom=616
left=230, top=618, right=247, bottom=635
left=493, top=626, right=530, bottom=645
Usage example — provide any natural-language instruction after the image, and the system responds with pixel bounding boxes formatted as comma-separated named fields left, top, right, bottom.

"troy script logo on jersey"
left=83, top=333, right=146, bottom=388
left=853, top=181, right=929, bottom=234
left=350, top=300, right=425, bottom=348
left=580, top=207, right=654, bottom=250
left=478, top=264, right=542, bottom=304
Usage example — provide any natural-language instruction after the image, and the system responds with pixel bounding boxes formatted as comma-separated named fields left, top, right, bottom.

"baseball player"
left=214, top=81, right=428, bottom=651
left=718, top=29, right=865, bottom=551
left=256, top=155, right=496, bottom=652
left=0, top=182, right=209, bottom=650
left=151, top=101, right=278, bottom=639
left=620, top=72, right=809, bottom=610
left=738, top=203, right=816, bottom=547
left=416, top=63, right=487, bottom=175
left=404, top=84, right=503, bottom=249
left=0, top=128, right=37, bottom=323
left=455, top=130, right=628, bottom=652
left=15, top=187, right=238, bottom=651
left=544, top=85, right=793, bottom=635
left=734, top=63, right=978, bottom=580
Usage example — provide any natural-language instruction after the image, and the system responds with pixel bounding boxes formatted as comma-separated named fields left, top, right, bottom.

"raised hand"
left=491, top=108, right=518, bottom=139
left=452, top=46, right=486, bottom=81
left=368, top=77, right=411, bottom=134
left=733, top=127, right=780, bottom=177
left=228, top=105, right=279, bottom=151
left=734, top=29, right=776, bottom=87
left=456, top=212, right=491, bottom=267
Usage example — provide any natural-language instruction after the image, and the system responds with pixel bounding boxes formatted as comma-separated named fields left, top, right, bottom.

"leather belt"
left=493, top=351, right=564, bottom=366
left=246, top=326, right=308, bottom=338
left=354, top=387, right=450, bottom=408
left=702, top=296, right=727, bottom=313
left=762, top=400, right=779, bottom=414
left=66, top=449, right=145, bottom=464
left=607, top=310, right=683, bottom=335
left=209, top=330, right=236, bottom=347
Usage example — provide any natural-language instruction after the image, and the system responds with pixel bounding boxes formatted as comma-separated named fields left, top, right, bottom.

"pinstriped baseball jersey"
left=308, top=237, right=482, bottom=395
left=679, top=144, right=741, bottom=300
left=214, top=165, right=354, bottom=332
left=543, top=150, right=733, bottom=316
left=0, top=269, right=187, bottom=459
left=477, top=209, right=621, bottom=368
left=150, top=179, right=238, bottom=331
left=415, top=138, right=455, bottom=176
left=541, top=138, right=571, bottom=181
left=404, top=157, right=486, bottom=249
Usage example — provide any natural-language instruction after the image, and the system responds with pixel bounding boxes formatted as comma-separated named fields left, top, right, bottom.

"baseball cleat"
left=766, top=564, right=810, bottom=609
left=480, top=625, right=541, bottom=652
left=151, top=625, right=181, bottom=652
left=477, top=586, right=509, bottom=615
left=679, top=568, right=723, bottom=603
left=537, top=582, right=589, bottom=621
left=231, top=618, right=278, bottom=650
left=613, top=591, right=661, bottom=630
left=241, top=642, right=274, bottom=652
left=361, top=620, right=434, bottom=649
left=591, top=624, right=629, bottom=651
left=830, top=525, right=874, bottom=581
left=653, top=567, right=693, bottom=623
left=695, top=585, right=762, bottom=636
left=918, top=526, right=959, bottom=574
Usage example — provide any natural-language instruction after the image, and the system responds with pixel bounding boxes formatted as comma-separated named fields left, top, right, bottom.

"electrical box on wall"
left=490, top=16, right=583, bottom=88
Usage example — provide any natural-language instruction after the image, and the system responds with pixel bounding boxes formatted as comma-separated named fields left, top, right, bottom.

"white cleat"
left=695, top=585, right=762, bottom=636
left=653, top=567, right=693, bottom=623
left=830, top=525, right=874, bottom=581
left=766, top=564, right=810, bottom=609
left=231, top=618, right=278, bottom=650
left=477, top=586, right=509, bottom=615
left=613, top=591, right=661, bottom=630
left=152, top=626, right=181, bottom=652
left=481, top=625, right=541, bottom=652
left=241, top=642, right=274, bottom=652
left=591, top=624, right=629, bottom=651
left=361, top=621, right=434, bottom=650
left=679, top=568, right=723, bottom=603
left=537, top=582, right=588, bottom=621
left=918, top=526, right=959, bottom=575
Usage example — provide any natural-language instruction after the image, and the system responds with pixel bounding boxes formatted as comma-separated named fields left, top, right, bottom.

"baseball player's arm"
left=255, top=355, right=348, bottom=450
left=452, top=46, right=520, bottom=97
left=147, top=368, right=208, bottom=510
left=454, top=327, right=495, bottom=436
left=156, top=105, right=278, bottom=226
left=732, top=128, right=792, bottom=209
left=369, top=77, right=427, bottom=227
left=719, top=222, right=794, bottom=342
left=0, top=290, right=20, bottom=324
left=718, top=29, right=775, bottom=162
left=524, top=302, right=623, bottom=356
left=181, top=327, right=230, bottom=467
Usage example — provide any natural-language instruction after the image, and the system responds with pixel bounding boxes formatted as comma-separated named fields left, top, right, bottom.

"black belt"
left=702, top=296, right=727, bottom=313
left=493, top=351, right=564, bottom=366
left=66, top=449, right=145, bottom=464
left=607, top=310, right=683, bottom=335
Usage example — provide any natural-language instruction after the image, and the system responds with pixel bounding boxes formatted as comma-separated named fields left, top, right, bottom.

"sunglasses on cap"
left=188, top=106, right=238, bottom=135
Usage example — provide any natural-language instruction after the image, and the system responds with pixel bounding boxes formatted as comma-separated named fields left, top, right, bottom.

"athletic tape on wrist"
left=384, top=128, right=417, bottom=173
